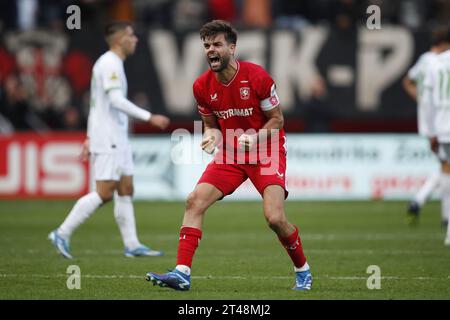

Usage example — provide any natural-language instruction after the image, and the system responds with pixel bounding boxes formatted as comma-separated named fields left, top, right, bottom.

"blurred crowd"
left=1, top=0, right=450, bottom=133
left=1, top=0, right=450, bottom=32
left=0, top=0, right=450, bottom=30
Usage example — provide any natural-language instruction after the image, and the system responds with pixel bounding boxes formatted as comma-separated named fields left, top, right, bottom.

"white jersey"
left=408, top=51, right=438, bottom=137
left=424, top=50, right=450, bottom=142
left=88, top=51, right=129, bottom=153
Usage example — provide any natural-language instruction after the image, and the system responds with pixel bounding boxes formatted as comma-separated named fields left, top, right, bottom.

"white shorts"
left=92, top=144, right=134, bottom=181
left=438, top=143, right=450, bottom=163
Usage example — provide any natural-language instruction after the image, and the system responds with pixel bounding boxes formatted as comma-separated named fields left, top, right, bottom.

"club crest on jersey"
left=270, top=95, right=279, bottom=106
left=210, top=93, right=218, bottom=101
left=240, top=87, right=250, bottom=100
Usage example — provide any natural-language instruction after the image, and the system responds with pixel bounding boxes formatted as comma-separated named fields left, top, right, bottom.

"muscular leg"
left=263, top=185, right=308, bottom=269
left=117, top=175, right=134, bottom=196
left=263, top=185, right=294, bottom=237
left=175, top=183, right=223, bottom=274
left=182, top=182, right=224, bottom=229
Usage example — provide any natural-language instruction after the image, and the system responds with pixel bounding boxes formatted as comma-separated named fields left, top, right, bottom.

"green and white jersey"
left=424, top=50, right=450, bottom=142
left=88, top=51, right=128, bottom=153
left=408, top=51, right=438, bottom=137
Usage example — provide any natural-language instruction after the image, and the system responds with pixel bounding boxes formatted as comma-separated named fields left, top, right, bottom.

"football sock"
left=414, top=172, right=440, bottom=206
left=447, top=216, right=450, bottom=241
left=294, top=262, right=310, bottom=272
left=176, top=226, right=202, bottom=272
left=58, top=192, right=103, bottom=238
left=175, top=265, right=191, bottom=276
left=114, top=194, right=140, bottom=249
left=278, top=225, right=307, bottom=268
left=441, top=173, right=450, bottom=222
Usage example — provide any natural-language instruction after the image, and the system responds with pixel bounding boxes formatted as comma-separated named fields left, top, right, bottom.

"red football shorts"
left=197, top=152, right=288, bottom=199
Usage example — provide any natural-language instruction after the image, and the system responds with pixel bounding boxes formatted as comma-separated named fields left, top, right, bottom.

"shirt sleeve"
left=252, top=68, right=280, bottom=111
left=100, top=63, right=123, bottom=92
left=193, top=80, right=213, bottom=116
left=107, top=89, right=151, bottom=121
left=408, top=61, right=420, bottom=81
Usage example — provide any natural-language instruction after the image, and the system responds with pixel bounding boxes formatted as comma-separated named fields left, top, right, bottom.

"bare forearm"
left=258, top=116, right=284, bottom=140
left=202, top=115, right=221, bottom=139
left=403, top=77, right=417, bottom=101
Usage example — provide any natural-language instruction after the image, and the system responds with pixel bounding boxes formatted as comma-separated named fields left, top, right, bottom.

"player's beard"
left=210, top=54, right=230, bottom=73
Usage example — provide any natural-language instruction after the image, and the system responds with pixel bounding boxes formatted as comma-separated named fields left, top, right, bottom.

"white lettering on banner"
left=271, top=26, right=329, bottom=108
left=25, top=143, right=38, bottom=193
left=234, top=31, right=266, bottom=67
left=42, top=143, right=84, bottom=194
left=357, top=27, right=413, bottom=111
left=0, top=138, right=87, bottom=197
left=149, top=28, right=419, bottom=115
left=148, top=31, right=204, bottom=115
left=0, top=143, right=20, bottom=193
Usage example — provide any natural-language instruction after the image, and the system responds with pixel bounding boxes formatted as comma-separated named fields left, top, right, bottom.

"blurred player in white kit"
left=422, top=26, right=450, bottom=245
left=49, top=21, right=170, bottom=258
left=403, top=26, right=450, bottom=227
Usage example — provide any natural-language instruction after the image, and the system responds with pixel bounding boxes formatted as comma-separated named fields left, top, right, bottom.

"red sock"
left=278, top=225, right=307, bottom=268
left=176, top=226, right=203, bottom=268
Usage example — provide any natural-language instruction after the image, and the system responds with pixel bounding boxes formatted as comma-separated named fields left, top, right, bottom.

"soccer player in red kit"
left=146, top=20, right=312, bottom=291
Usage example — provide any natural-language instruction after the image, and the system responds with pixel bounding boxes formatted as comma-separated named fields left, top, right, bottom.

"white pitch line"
left=0, top=248, right=445, bottom=256
left=0, top=274, right=448, bottom=281
left=0, top=233, right=445, bottom=242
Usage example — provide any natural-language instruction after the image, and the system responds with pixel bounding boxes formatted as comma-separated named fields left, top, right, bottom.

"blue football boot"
left=48, top=230, right=73, bottom=259
left=145, top=269, right=190, bottom=291
left=124, top=245, right=163, bottom=257
left=293, top=269, right=313, bottom=291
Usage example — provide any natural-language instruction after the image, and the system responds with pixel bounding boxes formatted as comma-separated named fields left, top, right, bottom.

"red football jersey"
left=193, top=60, right=286, bottom=163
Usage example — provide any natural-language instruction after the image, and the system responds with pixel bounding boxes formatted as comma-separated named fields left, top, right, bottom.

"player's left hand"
left=238, top=134, right=256, bottom=151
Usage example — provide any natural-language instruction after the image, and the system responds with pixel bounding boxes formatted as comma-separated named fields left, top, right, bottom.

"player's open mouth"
left=209, top=55, right=220, bottom=68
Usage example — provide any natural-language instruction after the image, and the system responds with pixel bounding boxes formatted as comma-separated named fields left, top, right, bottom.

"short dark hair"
left=104, top=21, right=133, bottom=40
left=199, top=20, right=237, bottom=45
left=431, top=25, right=450, bottom=46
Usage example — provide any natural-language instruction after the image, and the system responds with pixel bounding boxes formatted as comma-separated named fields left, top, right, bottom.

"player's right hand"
left=80, top=138, right=90, bottom=162
left=201, top=135, right=217, bottom=154
left=148, top=114, right=170, bottom=130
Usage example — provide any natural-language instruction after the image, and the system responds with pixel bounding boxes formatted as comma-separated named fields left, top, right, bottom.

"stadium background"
left=0, top=0, right=447, bottom=200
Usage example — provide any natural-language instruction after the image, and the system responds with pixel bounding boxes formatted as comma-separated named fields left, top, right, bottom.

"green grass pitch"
left=0, top=200, right=449, bottom=300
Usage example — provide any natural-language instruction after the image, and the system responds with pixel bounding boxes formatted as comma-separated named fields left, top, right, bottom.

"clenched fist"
left=238, top=134, right=256, bottom=151
left=201, top=135, right=218, bottom=154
